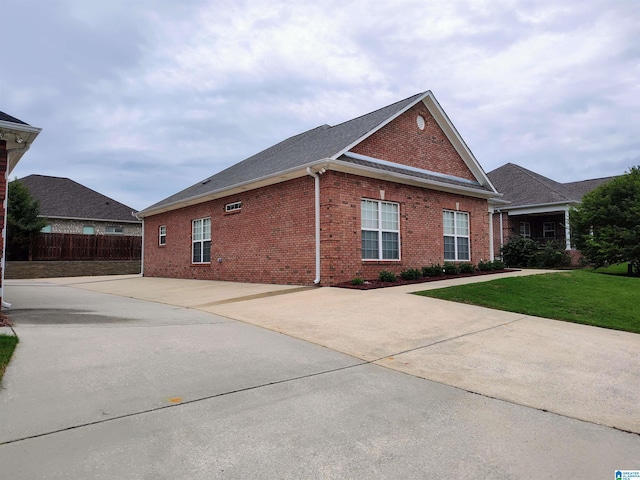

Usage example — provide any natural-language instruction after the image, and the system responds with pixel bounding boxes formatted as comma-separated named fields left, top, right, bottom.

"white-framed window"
left=361, top=199, right=400, bottom=260
left=41, top=224, right=52, bottom=233
left=159, top=225, right=166, bottom=245
left=106, top=226, right=124, bottom=235
left=82, top=226, right=95, bottom=235
left=519, top=222, right=531, bottom=238
left=192, top=218, right=211, bottom=264
left=543, top=222, right=555, bottom=238
left=443, top=210, right=470, bottom=261
left=225, top=201, right=242, bottom=213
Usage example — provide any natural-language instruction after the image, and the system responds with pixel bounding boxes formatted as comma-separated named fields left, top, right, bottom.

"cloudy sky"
left=2, top=0, right=639, bottom=211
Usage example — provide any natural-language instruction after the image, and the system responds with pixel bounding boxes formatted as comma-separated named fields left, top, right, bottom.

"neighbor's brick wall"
left=351, top=102, right=477, bottom=181
left=47, top=219, right=142, bottom=236
left=143, top=177, right=316, bottom=285
left=319, top=171, right=490, bottom=284
left=0, top=140, right=7, bottom=302
left=5, top=260, right=141, bottom=279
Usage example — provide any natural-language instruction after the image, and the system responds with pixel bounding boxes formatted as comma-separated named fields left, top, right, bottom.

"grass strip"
left=0, top=334, right=19, bottom=383
left=415, top=270, right=640, bottom=334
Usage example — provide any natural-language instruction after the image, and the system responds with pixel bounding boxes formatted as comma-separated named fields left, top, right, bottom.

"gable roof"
left=487, top=163, right=616, bottom=209
left=18, top=175, right=140, bottom=224
left=0, top=111, right=29, bottom=125
left=138, top=91, right=498, bottom=217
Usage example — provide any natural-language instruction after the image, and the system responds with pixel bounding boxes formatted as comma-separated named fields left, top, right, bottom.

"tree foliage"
left=7, top=179, right=47, bottom=260
left=570, top=166, right=640, bottom=275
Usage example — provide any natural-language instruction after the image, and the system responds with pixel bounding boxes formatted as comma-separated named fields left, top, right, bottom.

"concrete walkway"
left=43, top=270, right=640, bottom=434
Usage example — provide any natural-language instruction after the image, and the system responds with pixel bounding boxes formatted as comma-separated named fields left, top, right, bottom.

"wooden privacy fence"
left=31, top=233, right=142, bottom=261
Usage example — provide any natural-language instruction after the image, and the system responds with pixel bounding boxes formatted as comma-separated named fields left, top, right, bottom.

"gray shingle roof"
left=0, top=111, right=29, bottom=125
left=143, top=92, right=427, bottom=212
left=18, top=175, right=140, bottom=223
left=487, top=163, right=616, bottom=208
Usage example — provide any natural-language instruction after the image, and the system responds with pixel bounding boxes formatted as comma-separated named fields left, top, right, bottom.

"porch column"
left=564, top=207, right=571, bottom=250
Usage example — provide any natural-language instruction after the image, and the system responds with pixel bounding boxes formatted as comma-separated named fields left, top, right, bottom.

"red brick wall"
left=144, top=171, right=490, bottom=286
left=0, top=140, right=7, bottom=302
left=319, top=171, right=490, bottom=284
left=143, top=177, right=317, bottom=285
left=350, top=102, right=477, bottom=181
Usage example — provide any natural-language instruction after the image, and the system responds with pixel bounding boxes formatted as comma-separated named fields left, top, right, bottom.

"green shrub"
left=459, top=262, right=476, bottom=274
left=351, top=277, right=364, bottom=286
left=443, top=262, right=460, bottom=275
left=477, top=260, right=492, bottom=272
left=379, top=270, right=397, bottom=282
left=490, top=259, right=505, bottom=270
left=501, top=237, right=539, bottom=267
left=400, top=268, right=422, bottom=280
left=536, top=242, right=571, bottom=268
left=422, top=264, right=444, bottom=277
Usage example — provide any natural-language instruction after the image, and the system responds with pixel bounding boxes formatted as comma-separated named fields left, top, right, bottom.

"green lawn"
left=415, top=270, right=640, bottom=334
left=0, top=334, right=19, bottom=383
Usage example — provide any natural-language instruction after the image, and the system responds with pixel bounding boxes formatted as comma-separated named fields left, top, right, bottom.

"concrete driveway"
left=1, top=273, right=639, bottom=479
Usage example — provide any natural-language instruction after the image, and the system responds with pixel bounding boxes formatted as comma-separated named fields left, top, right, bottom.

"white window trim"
left=159, top=225, right=166, bottom=246
left=106, top=226, right=125, bottom=235
left=192, top=218, right=211, bottom=264
left=361, top=199, right=401, bottom=261
left=225, top=201, right=242, bottom=213
left=444, top=210, right=470, bottom=261
left=543, top=222, right=556, bottom=238
left=520, top=221, right=531, bottom=238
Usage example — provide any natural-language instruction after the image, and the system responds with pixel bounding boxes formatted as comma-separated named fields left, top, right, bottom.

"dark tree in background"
left=6, top=179, right=47, bottom=260
left=570, top=166, right=640, bottom=275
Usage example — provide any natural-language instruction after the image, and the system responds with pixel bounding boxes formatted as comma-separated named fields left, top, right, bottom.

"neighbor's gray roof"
left=18, top=174, right=140, bottom=223
left=144, top=92, right=429, bottom=212
left=0, top=111, right=29, bottom=125
left=487, top=163, right=616, bottom=208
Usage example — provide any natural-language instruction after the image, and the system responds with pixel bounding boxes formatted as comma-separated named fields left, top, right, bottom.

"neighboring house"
left=137, top=91, right=501, bottom=286
left=487, top=162, right=616, bottom=260
left=1, top=111, right=41, bottom=306
left=18, top=175, right=142, bottom=236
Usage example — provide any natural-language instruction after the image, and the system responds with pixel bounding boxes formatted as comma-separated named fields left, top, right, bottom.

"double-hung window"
left=520, top=222, right=531, bottom=238
left=159, top=225, right=166, bottom=246
left=361, top=199, right=400, bottom=260
left=443, top=210, right=470, bottom=261
left=192, top=218, right=211, bottom=263
left=543, top=222, right=555, bottom=238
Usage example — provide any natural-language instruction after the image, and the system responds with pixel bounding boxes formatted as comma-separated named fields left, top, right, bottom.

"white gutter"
left=488, top=209, right=494, bottom=261
left=306, top=167, right=323, bottom=284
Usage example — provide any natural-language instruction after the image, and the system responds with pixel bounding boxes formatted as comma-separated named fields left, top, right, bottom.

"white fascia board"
left=0, top=120, right=42, bottom=135
left=499, top=202, right=577, bottom=216
left=137, top=159, right=334, bottom=218
left=329, top=159, right=498, bottom=199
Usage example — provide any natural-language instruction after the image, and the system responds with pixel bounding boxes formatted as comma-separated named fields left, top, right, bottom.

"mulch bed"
left=333, top=269, right=519, bottom=290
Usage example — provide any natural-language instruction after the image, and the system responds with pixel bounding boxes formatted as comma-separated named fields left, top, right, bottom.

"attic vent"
left=416, top=115, right=425, bottom=130
left=225, top=201, right=242, bottom=213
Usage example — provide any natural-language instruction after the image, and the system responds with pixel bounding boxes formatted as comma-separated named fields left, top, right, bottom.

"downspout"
left=2, top=143, right=32, bottom=309
left=306, top=167, right=321, bottom=284
left=499, top=211, right=504, bottom=257
left=133, top=212, right=144, bottom=276
left=488, top=209, right=494, bottom=261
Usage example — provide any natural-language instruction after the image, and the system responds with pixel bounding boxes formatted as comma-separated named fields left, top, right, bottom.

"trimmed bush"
left=351, top=277, right=364, bottom=286
left=379, top=270, right=397, bottom=282
left=443, top=262, right=460, bottom=275
left=536, top=242, right=571, bottom=268
left=477, top=260, right=492, bottom=272
left=400, top=268, right=422, bottom=280
left=459, top=262, right=476, bottom=274
left=501, top=237, right=539, bottom=268
left=422, top=264, right=444, bottom=277
left=490, top=259, right=505, bottom=270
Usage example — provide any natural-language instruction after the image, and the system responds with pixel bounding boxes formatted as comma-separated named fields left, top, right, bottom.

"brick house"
left=0, top=111, right=41, bottom=306
left=17, top=174, right=141, bottom=236
left=487, top=163, right=616, bottom=262
left=137, top=91, right=501, bottom=286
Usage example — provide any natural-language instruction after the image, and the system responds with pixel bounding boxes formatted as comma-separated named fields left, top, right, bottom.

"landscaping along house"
left=136, top=91, right=502, bottom=286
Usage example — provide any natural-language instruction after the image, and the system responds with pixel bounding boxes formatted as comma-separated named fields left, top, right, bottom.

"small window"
left=159, top=225, right=166, bottom=245
left=106, top=226, right=124, bottom=235
left=82, top=226, right=95, bottom=235
left=543, top=222, right=556, bottom=238
left=192, top=218, right=211, bottom=264
left=41, top=224, right=52, bottom=233
left=225, top=201, right=242, bottom=213
left=519, top=222, right=531, bottom=238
